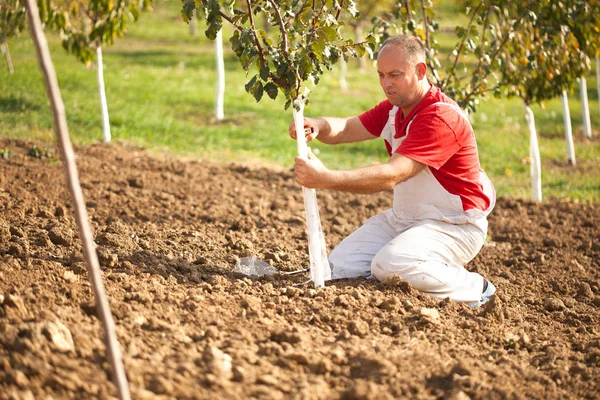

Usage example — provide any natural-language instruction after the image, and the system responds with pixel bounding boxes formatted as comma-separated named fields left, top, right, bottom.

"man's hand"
left=289, top=117, right=319, bottom=142
left=294, top=148, right=331, bottom=189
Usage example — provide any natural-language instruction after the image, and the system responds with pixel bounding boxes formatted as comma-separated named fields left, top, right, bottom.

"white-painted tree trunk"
left=24, top=0, right=130, bottom=398
left=523, top=103, right=542, bottom=203
left=96, top=46, right=111, bottom=143
left=561, top=91, right=576, bottom=166
left=1, top=41, right=14, bottom=74
left=579, top=77, right=592, bottom=139
left=292, top=101, right=331, bottom=288
left=215, top=29, right=225, bottom=121
left=339, top=57, right=348, bottom=91
left=596, top=56, right=600, bottom=115
left=189, top=15, right=197, bottom=36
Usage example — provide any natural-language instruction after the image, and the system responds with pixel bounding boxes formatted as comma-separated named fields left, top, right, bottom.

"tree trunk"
left=96, top=46, right=111, bottom=143
left=561, top=91, right=576, bottom=166
left=23, top=0, right=131, bottom=398
left=1, top=41, right=14, bottom=74
left=215, top=29, right=225, bottom=121
left=579, top=77, right=592, bottom=139
left=523, top=103, right=542, bottom=202
left=339, top=57, right=348, bottom=92
left=355, top=25, right=367, bottom=71
left=189, top=15, right=197, bottom=36
left=596, top=56, right=600, bottom=115
left=292, top=100, right=330, bottom=288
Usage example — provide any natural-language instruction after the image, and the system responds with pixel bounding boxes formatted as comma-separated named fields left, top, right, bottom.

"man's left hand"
left=294, top=148, right=331, bottom=189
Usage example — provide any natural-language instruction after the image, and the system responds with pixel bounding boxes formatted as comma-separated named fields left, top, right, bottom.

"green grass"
left=1, top=0, right=599, bottom=201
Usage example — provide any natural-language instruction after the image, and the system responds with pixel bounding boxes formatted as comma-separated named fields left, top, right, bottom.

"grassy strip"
left=1, top=0, right=598, bottom=201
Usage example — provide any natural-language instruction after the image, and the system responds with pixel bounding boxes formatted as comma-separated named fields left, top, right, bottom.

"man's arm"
left=294, top=151, right=426, bottom=194
left=289, top=116, right=376, bottom=145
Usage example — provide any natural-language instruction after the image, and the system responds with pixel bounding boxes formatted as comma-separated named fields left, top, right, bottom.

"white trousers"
left=328, top=210, right=487, bottom=303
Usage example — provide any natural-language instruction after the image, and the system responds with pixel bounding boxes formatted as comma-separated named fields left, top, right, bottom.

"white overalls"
left=329, top=103, right=496, bottom=303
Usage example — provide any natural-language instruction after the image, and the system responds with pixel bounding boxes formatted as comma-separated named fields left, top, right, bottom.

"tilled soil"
left=0, top=138, right=599, bottom=400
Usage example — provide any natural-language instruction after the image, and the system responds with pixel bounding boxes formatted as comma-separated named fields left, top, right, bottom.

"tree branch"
left=335, top=0, right=344, bottom=21
left=266, top=0, right=290, bottom=63
left=419, top=0, right=430, bottom=49
left=245, top=0, right=268, bottom=66
left=444, top=3, right=482, bottom=89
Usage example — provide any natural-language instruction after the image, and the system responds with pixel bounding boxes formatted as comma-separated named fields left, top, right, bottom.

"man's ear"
left=416, top=62, right=427, bottom=79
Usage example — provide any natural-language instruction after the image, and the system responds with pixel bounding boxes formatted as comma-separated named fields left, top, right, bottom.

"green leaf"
left=205, top=19, right=221, bottom=40
left=181, top=0, right=196, bottom=23
left=260, top=65, right=270, bottom=81
left=245, top=75, right=258, bottom=93
left=321, top=26, right=338, bottom=42
left=252, top=82, right=264, bottom=102
left=265, top=82, right=278, bottom=100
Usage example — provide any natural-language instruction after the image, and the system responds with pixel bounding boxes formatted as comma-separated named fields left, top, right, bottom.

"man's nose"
left=382, top=77, right=393, bottom=88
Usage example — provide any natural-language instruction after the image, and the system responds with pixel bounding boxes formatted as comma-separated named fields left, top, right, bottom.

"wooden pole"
left=23, top=0, right=131, bottom=398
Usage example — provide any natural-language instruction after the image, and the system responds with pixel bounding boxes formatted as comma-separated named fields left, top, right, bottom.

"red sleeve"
left=358, top=100, right=394, bottom=137
left=398, top=108, right=462, bottom=169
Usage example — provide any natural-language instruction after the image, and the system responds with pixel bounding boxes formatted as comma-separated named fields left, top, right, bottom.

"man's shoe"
left=467, top=280, right=496, bottom=308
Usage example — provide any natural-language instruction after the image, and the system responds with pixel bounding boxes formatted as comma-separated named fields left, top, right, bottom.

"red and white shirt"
left=359, top=85, right=493, bottom=213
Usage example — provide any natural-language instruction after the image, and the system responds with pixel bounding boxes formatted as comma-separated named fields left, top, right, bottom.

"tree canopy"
left=182, top=0, right=377, bottom=108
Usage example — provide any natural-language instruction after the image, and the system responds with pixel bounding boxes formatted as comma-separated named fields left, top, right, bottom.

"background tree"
left=493, top=0, right=594, bottom=201
left=0, top=0, right=26, bottom=74
left=40, top=0, right=152, bottom=143
left=375, top=0, right=598, bottom=200
left=181, top=0, right=376, bottom=287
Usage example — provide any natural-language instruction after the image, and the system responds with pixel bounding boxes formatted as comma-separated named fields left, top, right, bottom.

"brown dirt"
left=1, top=138, right=599, bottom=400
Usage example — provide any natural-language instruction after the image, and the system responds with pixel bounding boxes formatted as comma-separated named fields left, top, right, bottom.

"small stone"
left=147, top=376, right=173, bottom=394
left=232, top=365, right=247, bottom=382
left=203, top=346, right=233, bottom=380
left=348, top=318, right=370, bottom=337
left=544, top=298, right=566, bottom=312
left=63, top=270, right=77, bottom=282
left=39, top=320, right=75, bottom=352
left=419, top=307, right=441, bottom=323
left=5, top=294, right=28, bottom=316
left=127, top=177, right=144, bottom=188
left=97, top=247, right=119, bottom=269
left=576, top=283, right=593, bottom=299
left=48, top=227, right=73, bottom=247
left=54, top=205, right=66, bottom=217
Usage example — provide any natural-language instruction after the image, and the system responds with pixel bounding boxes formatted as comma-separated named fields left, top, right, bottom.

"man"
left=289, top=35, right=496, bottom=308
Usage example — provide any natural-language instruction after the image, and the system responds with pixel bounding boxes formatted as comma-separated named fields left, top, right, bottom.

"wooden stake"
left=23, top=0, right=131, bottom=398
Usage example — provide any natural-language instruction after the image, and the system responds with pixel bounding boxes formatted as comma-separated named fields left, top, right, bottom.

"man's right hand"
left=289, top=117, right=319, bottom=142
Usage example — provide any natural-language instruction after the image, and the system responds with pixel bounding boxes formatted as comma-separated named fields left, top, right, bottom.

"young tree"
left=493, top=0, right=592, bottom=201
left=214, top=28, right=225, bottom=120
left=0, top=0, right=26, bottom=74
left=40, top=0, right=152, bottom=143
left=182, top=0, right=375, bottom=287
left=561, top=90, right=576, bottom=165
left=376, top=0, right=597, bottom=200
left=23, top=0, right=131, bottom=397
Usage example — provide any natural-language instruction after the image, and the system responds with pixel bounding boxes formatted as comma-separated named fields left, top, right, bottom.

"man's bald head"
left=378, top=35, right=426, bottom=66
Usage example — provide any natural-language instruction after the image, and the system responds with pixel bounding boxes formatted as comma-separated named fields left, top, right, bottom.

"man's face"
left=377, top=46, right=423, bottom=109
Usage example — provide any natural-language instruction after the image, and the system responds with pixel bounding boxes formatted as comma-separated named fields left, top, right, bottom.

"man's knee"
left=370, top=248, right=396, bottom=281
left=371, top=250, right=449, bottom=293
